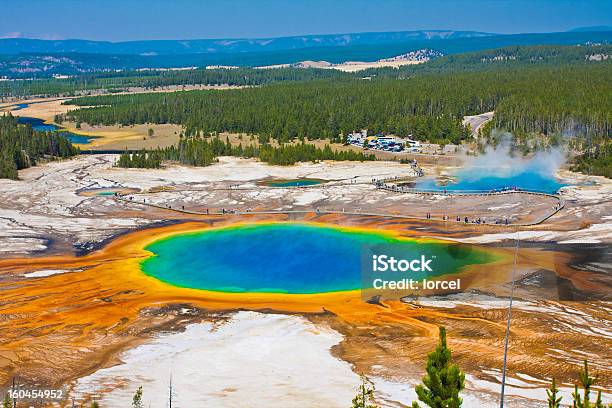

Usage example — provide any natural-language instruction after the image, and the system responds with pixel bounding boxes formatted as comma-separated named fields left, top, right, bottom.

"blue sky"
left=2, top=0, right=611, bottom=41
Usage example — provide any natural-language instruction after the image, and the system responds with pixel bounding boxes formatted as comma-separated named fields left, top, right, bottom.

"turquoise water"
left=17, top=117, right=96, bottom=145
left=141, top=223, right=495, bottom=294
left=415, top=165, right=566, bottom=194
left=78, top=187, right=139, bottom=197
left=267, top=179, right=325, bottom=187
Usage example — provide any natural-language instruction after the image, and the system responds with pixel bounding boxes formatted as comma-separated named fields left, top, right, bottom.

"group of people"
left=220, top=208, right=251, bottom=214
left=456, top=215, right=510, bottom=225
left=409, top=159, right=424, bottom=177
left=424, top=212, right=510, bottom=225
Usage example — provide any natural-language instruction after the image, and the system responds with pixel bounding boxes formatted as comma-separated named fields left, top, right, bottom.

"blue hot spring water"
left=140, top=223, right=496, bottom=294
left=415, top=161, right=567, bottom=194
left=267, top=179, right=325, bottom=187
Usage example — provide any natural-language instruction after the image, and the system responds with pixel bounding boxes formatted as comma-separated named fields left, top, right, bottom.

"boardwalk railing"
left=372, top=176, right=561, bottom=196
left=375, top=183, right=560, bottom=197
left=113, top=185, right=565, bottom=228
left=372, top=177, right=566, bottom=226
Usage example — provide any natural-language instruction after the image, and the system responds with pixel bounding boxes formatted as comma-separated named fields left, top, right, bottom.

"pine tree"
left=412, top=327, right=465, bottom=408
left=546, top=378, right=562, bottom=408
left=571, top=360, right=603, bottom=408
left=351, top=375, right=378, bottom=408
left=593, top=390, right=604, bottom=408
left=573, top=360, right=593, bottom=407
left=91, top=401, right=99, bottom=408
left=132, top=386, right=143, bottom=408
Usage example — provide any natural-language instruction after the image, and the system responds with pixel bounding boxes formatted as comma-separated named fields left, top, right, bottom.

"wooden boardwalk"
left=114, top=179, right=565, bottom=228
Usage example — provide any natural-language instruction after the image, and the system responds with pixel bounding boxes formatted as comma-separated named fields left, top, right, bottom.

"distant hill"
left=378, top=44, right=612, bottom=75
left=569, top=26, right=612, bottom=32
left=0, top=30, right=493, bottom=55
left=1, top=30, right=611, bottom=78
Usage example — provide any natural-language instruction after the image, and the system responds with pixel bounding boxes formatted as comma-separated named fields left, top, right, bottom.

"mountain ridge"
left=0, top=30, right=494, bottom=55
left=569, top=26, right=612, bottom=32
left=1, top=30, right=611, bottom=78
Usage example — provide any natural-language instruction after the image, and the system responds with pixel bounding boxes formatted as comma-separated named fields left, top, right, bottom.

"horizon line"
left=3, top=26, right=611, bottom=43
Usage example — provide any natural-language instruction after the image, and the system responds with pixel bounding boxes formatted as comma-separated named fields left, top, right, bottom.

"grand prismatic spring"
left=140, top=223, right=498, bottom=294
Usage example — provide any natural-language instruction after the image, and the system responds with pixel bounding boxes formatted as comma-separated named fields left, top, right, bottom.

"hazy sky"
left=2, top=0, right=611, bottom=41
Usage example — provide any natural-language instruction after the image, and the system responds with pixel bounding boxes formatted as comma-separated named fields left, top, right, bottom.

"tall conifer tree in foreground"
left=547, top=377, right=562, bottom=408
left=411, top=327, right=465, bottom=408
left=571, top=360, right=607, bottom=408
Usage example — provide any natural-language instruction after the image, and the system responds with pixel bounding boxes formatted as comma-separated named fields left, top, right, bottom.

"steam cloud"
left=461, top=135, right=566, bottom=179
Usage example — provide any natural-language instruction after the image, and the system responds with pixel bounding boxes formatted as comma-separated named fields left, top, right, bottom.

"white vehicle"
left=405, top=138, right=421, bottom=147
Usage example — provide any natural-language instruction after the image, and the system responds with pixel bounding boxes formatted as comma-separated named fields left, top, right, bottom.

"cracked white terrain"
left=0, top=155, right=610, bottom=256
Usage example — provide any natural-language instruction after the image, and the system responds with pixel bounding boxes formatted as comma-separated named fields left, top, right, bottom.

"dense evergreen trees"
left=2, top=44, right=608, bottom=98
left=570, top=138, right=611, bottom=178
left=368, top=44, right=612, bottom=76
left=490, top=65, right=610, bottom=138
left=0, top=67, right=348, bottom=98
left=116, top=149, right=162, bottom=168
left=0, top=114, right=78, bottom=179
left=62, top=77, right=474, bottom=144
left=3, top=44, right=610, bottom=176
left=254, top=143, right=374, bottom=165
left=116, top=136, right=374, bottom=168
left=62, top=62, right=610, bottom=147
left=162, top=136, right=232, bottom=166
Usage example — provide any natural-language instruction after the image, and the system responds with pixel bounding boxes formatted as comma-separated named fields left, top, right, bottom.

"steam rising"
left=416, top=135, right=568, bottom=193
left=461, top=139, right=566, bottom=180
